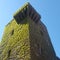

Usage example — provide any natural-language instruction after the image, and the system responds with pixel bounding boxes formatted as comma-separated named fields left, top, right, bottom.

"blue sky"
left=0, top=0, right=60, bottom=58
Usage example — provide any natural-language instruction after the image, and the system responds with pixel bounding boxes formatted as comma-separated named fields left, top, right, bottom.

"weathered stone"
left=0, top=2, right=59, bottom=60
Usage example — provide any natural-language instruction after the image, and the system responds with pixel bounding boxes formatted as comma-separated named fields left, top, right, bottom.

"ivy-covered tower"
left=0, top=2, right=57, bottom=60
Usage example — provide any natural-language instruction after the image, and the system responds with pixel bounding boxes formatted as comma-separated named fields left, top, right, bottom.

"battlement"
left=13, top=2, right=41, bottom=23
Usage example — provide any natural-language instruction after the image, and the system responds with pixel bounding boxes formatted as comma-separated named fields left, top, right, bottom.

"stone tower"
left=0, top=2, right=57, bottom=60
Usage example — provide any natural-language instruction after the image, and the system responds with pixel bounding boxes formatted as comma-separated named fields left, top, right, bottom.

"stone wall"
left=28, top=17, right=56, bottom=60
left=0, top=18, right=31, bottom=60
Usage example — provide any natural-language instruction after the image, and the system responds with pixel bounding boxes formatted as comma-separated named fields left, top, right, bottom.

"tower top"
left=13, top=2, right=41, bottom=23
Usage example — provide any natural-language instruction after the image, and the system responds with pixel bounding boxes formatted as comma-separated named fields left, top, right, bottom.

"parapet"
left=13, top=2, right=41, bottom=23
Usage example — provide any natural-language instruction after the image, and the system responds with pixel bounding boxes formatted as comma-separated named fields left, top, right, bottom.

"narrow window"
left=11, top=29, right=14, bottom=35
left=40, top=30, right=43, bottom=36
left=8, top=50, right=11, bottom=57
left=37, top=43, right=41, bottom=54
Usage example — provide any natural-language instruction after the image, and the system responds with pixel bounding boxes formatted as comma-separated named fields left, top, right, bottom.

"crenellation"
left=34, top=15, right=40, bottom=23
left=14, top=2, right=41, bottom=24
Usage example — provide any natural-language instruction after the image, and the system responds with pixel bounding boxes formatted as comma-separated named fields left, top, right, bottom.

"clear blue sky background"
left=0, top=0, right=60, bottom=58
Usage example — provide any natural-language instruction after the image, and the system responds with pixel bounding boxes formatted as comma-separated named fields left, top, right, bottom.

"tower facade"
left=0, top=3, right=57, bottom=60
